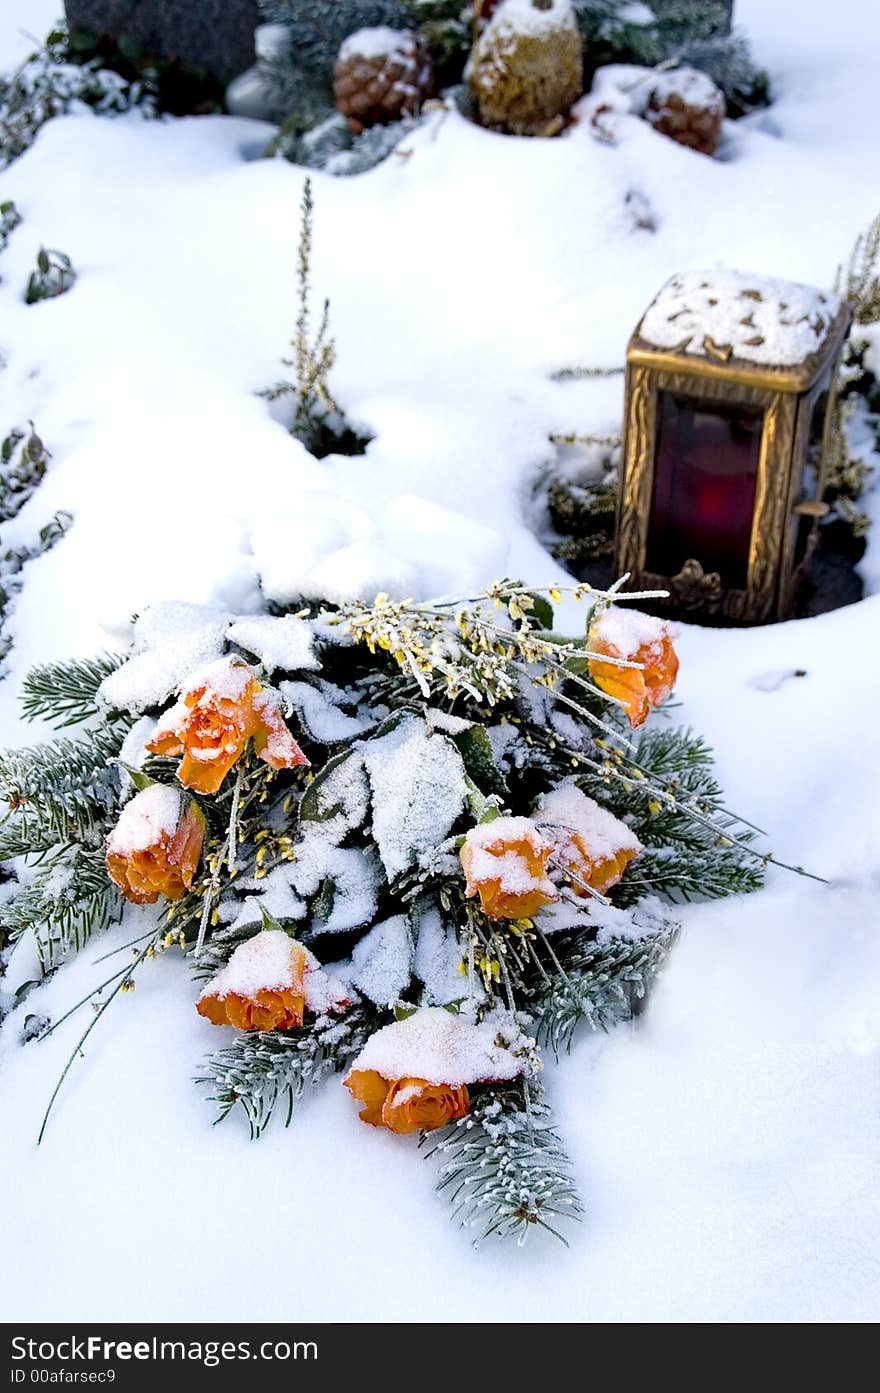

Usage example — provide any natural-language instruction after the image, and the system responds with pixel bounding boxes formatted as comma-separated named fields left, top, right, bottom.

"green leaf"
left=37, top=248, right=49, bottom=274
left=393, top=1003, right=418, bottom=1022
left=451, top=725, right=506, bottom=798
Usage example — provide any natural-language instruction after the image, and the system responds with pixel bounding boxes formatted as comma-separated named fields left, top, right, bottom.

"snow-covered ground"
left=1, top=1, right=879, bottom=1322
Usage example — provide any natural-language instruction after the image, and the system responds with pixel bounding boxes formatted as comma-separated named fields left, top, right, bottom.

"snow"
left=461, top=814, right=555, bottom=895
left=484, top=0, right=578, bottom=43
left=0, top=0, right=879, bottom=1325
left=588, top=605, right=672, bottom=660
left=227, top=614, right=319, bottom=673
left=198, top=928, right=302, bottom=1000
left=97, top=604, right=230, bottom=715
left=105, top=782, right=182, bottom=856
left=646, top=67, right=725, bottom=118
left=349, top=914, right=413, bottom=1007
left=345, top=1005, right=528, bottom=1085
left=538, top=782, right=643, bottom=861
left=0, top=0, right=58, bottom=72
left=338, top=27, right=414, bottom=64
left=639, top=268, right=842, bottom=367
left=413, top=904, right=467, bottom=1005
left=279, top=679, right=370, bottom=741
left=362, top=716, right=468, bottom=878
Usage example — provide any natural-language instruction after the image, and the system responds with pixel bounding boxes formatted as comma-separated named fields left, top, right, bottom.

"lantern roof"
left=630, top=268, right=850, bottom=392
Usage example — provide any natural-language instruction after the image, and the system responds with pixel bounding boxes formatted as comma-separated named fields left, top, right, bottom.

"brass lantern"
left=616, top=269, right=852, bottom=623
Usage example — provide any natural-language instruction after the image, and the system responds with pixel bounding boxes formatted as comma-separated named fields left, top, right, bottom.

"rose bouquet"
left=0, top=580, right=780, bottom=1245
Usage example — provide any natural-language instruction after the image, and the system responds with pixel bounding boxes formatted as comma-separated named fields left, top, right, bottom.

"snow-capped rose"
left=537, top=783, right=642, bottom=896
left=196, top=928, right=348, bottom=1032
left=344, top=1006, right=526, bottom=1135
left=587, top=608, right=678, bottom=729
left=460, top=815, right=558, bottom=920
left=345, top=1071, right=469, bottom=1134
left=146, top=657, right=308, bottom=794
left=106, top=783, right=205, bottom=905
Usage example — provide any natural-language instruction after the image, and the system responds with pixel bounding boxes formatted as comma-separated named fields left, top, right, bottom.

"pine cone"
left=334, top=27, right=434, bottom=134
left=644, top=67, right=725, bottom=157
left=469, top=0, right=583, bottom=139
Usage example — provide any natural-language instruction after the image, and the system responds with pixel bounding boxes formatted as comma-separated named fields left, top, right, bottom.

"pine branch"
left=572, top=725, right=765, bottom=905
left=196, top=1005, right=376, bottom=1138
left=531, top=920, right=679, bottom=1057
left=427, top=1078, right=584, bottom=1245
left=0, top=727, right=122, bottom=855
left=20, top=652, right=124, bottom=728
left=0, top=845, right=122, bottom=967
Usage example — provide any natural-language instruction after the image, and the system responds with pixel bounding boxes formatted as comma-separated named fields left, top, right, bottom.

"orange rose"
left=196, top=929, right=308, bottom=1031
left=587, top=608, right=678, bottom=729
left=197, top=983, right=306, bottom=1031
left=460, top=816, right=558, bottom=920
left=146, top=657, right=308, bottom=795
left=106, top=783, right=205, bottom=905
left=538, top=784, right=642, bottom=897
left=344, top=1070, right=469, bottom=1134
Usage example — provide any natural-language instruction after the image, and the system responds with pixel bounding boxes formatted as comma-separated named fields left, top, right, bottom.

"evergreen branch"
left=530, top=921, right=679, bottom=1057
left=427, top=1079, right=584, bottom=1245
left=20, top=652, right=124, bottom=728
left=1, top=845, right=122, bottom=968
left=0, top=727, right=122, bottom=853
left=196, top=1005, right=376, bottom=1139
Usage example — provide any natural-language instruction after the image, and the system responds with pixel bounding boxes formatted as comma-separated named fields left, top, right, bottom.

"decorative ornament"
left=587, top=609, right=679, bottom=730
left=616, top=268, right=852, bottom=623
left=468, top=0, right=583, bottom=138
left=333, top=27, right=434, bottom=133
left=460, top=816, right=558, bottom=919
left=106, top=784, right=205, bottom=905
left=145, top=656, right=308, bottom=794
left=644, top=66, right=725, bottom=157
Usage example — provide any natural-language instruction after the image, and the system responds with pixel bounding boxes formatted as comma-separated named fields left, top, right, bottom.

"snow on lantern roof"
left=637, top=268, right=843, bottom=371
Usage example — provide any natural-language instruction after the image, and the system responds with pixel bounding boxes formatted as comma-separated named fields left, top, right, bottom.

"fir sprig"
left=531, top=922, right=679, bottom=1057
left=0, top=844, right=122, bottom=967
left=0, top=727, right=123, bottom=856
left=21, top=652, right=124, bottom=728
left=196, top=1004, right=376, bottom=1138
left=427, top=1079, right=584, bottom=1245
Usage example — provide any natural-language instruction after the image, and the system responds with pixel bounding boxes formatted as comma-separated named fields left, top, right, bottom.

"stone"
left=63, top=0, right=259, bottom=84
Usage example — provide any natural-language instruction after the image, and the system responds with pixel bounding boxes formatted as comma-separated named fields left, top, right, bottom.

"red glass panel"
left=647, top=392, right=764, bottom=588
